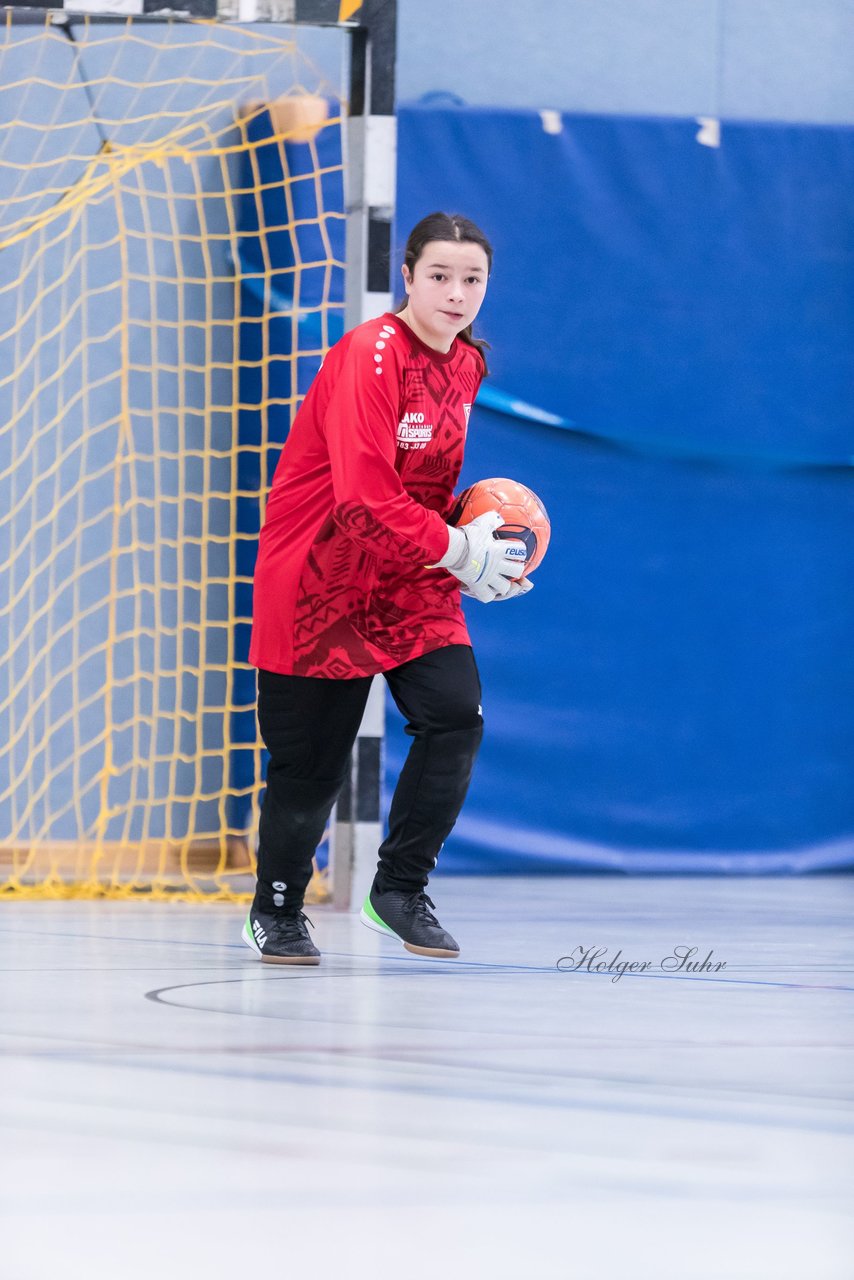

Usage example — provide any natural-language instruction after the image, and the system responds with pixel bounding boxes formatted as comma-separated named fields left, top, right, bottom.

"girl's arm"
left=323, top=330, right=452, bottom=567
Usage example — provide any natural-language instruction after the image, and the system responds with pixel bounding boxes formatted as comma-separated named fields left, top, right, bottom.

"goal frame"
left=2, top=0, right=396, bottom=909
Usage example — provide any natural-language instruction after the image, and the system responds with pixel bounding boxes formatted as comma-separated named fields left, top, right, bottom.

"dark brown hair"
left=395, top=211, right=493, bottom=374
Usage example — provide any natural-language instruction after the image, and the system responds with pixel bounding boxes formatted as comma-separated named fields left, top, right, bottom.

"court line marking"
left=3, top=1037, right=851, bottom=1139
left=1, top=923, right=853, bottom=990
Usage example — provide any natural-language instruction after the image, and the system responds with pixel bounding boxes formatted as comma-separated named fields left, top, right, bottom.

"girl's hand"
left=437, top=510, right=528, bottom=603
left=461, top=575, right=533, bottom=602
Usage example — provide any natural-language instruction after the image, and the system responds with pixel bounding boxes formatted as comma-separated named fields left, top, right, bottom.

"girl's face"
left=401, top=239, right=489, bottom=349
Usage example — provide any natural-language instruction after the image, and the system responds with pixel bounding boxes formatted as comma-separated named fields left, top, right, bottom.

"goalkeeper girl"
left=243, top=211, right=529, bottom=965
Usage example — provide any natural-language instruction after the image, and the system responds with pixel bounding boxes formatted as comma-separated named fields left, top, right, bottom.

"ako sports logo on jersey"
left=397, top=411, right=433, bottom=451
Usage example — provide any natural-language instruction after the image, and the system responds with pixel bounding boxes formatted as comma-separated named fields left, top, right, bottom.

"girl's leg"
left=378, top=644, right=483, bottom=893
left=255, top=669, right=372, bottom=912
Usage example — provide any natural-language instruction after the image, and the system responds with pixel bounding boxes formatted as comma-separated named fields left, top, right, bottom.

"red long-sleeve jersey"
left=248, top=312, right=485, bottom=678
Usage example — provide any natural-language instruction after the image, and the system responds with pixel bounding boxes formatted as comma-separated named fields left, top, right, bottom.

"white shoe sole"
left=359, top=906, right=397, bottom=939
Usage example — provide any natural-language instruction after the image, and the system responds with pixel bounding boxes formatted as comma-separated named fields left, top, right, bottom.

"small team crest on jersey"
left=463, top=403, right=472, bottom=429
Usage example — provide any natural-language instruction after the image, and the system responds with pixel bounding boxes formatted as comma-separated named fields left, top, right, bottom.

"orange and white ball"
left=448, top=477, right=551, bottom=579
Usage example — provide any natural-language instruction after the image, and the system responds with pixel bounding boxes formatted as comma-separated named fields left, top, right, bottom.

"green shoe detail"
left=361, top=894, right=396, bottom=935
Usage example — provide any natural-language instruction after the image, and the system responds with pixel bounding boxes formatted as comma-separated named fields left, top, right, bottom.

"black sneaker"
left=242, top=906, right=321, bottom=965
left=360, top=885, right=460, bottom=958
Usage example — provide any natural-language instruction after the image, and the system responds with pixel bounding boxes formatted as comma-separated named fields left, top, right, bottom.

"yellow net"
left=0, top=13, right=346, bottom=900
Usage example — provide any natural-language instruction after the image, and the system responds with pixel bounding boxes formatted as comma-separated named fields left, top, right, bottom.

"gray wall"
left=396, top=0, right=854, bottom=123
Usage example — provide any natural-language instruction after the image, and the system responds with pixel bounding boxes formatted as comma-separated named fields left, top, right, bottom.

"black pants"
left=254, top=644, right=483, bottom=911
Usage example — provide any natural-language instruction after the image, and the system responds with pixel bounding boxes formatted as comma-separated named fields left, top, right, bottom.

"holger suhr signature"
left=556, top=945, right=727, bottom=982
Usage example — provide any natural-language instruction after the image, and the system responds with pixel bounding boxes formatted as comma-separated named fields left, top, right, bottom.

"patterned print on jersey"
left=250, top=313, right=485, bottom=679
left=291, top=515, right=377, bottom=674
left=332, top=500, right=438, bottom=567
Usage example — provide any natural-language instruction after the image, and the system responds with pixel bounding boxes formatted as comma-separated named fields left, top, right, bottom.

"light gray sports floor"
left=1, top=876, right=852, bottom=1280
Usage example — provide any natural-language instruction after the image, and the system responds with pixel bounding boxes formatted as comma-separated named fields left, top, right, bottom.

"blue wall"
left=387, top=103, right=854, bottom=873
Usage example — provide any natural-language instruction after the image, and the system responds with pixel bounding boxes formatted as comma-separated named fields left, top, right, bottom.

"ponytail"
left=457, top=322, right=491, bottom=376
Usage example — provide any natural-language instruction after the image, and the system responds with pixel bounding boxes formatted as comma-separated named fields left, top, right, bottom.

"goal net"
left=0, top=11, right=347, bottom=900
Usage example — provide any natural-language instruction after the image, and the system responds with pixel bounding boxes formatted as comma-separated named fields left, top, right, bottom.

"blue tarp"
left=236, top=102, right=853, bottom=872
left=385, top=104, right=854, bottom=872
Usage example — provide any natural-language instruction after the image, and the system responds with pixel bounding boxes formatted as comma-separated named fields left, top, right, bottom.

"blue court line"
left=5, top=1035, right=852, bottom=1140
left=2, top=926, right=853, bottom=992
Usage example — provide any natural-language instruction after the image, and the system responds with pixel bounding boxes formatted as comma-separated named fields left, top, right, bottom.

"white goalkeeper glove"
left=463, top=575, right=534, bottom=602
left=435, top=510, right=528, bottom=603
